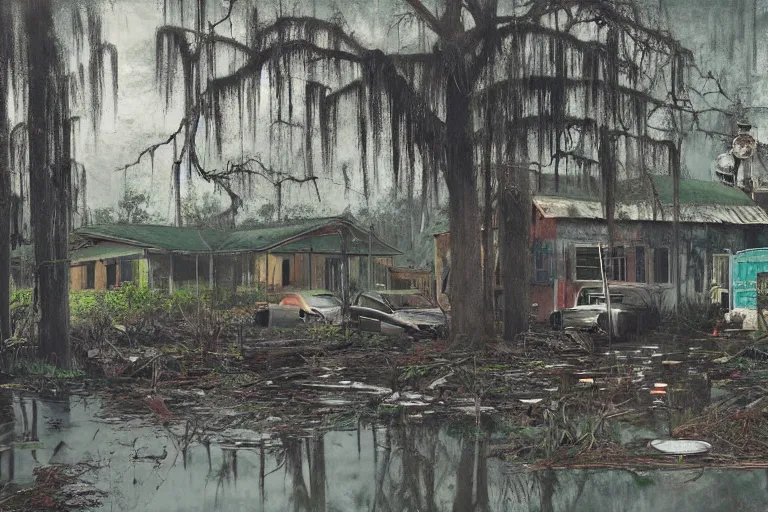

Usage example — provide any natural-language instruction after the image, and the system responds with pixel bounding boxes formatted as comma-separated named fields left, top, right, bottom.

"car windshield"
left=306, top=295, right=341, bottom=308
left=382, top=293, right=433, bottom=309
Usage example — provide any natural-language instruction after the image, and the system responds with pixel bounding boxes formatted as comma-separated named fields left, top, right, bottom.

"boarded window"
left=712, top=254, right=729, bottom=287
left=654, top=248, right=670, bottom=284
left=575, top=247, right=602, bottom=281
left=635, top=247, right=646, bottom=283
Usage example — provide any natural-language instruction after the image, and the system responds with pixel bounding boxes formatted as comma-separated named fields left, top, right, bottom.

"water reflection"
left=0, top=392, right=767, bottom=511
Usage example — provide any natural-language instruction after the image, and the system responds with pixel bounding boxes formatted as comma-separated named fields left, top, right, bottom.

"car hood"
left=312, top=305, right=342, bottom=324
left=392, top=308, right=447, bottom=326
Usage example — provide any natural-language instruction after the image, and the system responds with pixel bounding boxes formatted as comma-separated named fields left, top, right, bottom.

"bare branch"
left=210, top=0, right=237, bottom=32
left=115, top=118, right=186, bottom=173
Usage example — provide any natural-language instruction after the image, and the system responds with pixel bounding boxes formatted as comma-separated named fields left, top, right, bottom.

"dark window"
left=84, top=263, right=95, bottom=290
left=119, top=258, right=134, bottom=284
left=575, top=247, right=602, bottom=281
left=635, top=247, right=646, bottom=283
left=106, top=263, right=117, bottom=289
left=654, top=248, right=670, bottom=284
left=281, top=259, right=290, bottom=286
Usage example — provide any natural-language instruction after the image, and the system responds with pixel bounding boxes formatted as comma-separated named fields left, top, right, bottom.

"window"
left=609, top=246, right=626, bottom=281
left=712, top=254, right=729, bottom=287
left=532, top=240, right=554, bottom=284
left=106, top=263, right=117, bottom=289
left=575, top=247, right=602, bottom=281
left=281, top=259, right=291, bottom=286
left=82, top=263, right=96, bottom=290
left=654, top=248, right=670, bottom=284
left=635, top=247, right=646, bottom=283
left=119, top=258, right=134, bottom=284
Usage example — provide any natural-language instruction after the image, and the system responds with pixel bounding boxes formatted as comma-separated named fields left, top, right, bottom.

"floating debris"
left=653, top=383, right=668, bottom=389
left=519, top=398, right=544, bottom=404
left=650, top=439, right=712, bottom=455
left=650, top=389, right=667, bottom=396
left=662, top=361, right=682, bottom=366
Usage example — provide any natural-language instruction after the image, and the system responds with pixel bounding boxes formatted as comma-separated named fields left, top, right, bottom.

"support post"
left=309, top=249, right=314, bottom=289
left=209, top=252, right=214, bottom=289
left=195, top=254, right=199, bottom=298
left=147, top=252, right=153, bottom=288
left=168, top=253, right=174, bottom=293
left=339, top=229, right=350, bottom=332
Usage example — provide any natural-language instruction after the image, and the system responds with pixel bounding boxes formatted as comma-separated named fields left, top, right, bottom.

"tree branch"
left=402, top=0, right=448, bottom=38
left=115, top=118, right=186, bottom=172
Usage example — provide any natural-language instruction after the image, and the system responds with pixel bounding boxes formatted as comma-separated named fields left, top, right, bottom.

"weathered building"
left=436, top=177, right=768, bottom=322
left=70, top=217, right=399, bottom=294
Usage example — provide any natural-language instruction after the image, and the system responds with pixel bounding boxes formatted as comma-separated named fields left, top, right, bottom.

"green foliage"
left=91, top=187, right=158, bottom=225
left=11, top=359, right=85, bottom=378
left=182, top=189, right=224, bottom=227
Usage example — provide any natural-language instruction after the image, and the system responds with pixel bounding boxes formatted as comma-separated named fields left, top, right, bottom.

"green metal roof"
left=620, top=176, right=756, bottom=206
left=75, top=225, right=227, bottom=252
left=217, top=217, right=347, bottom=253
left=74, top=217, right=401, bottom=257
left=270, top=234, right=400, bottom=256
left=71, top=244, right=144, bottom=264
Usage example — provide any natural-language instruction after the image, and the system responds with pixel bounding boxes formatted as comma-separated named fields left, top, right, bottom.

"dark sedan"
left=350, top=290, right=448, bottom=337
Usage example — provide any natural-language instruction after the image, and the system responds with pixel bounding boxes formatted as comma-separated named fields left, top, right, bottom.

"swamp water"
left=0, top=392, right=767, bottom=511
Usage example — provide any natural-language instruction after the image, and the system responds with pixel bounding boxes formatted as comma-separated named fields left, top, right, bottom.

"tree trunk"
left=499, top=163, right=531, bottom=342
left=444, top=73, right=486, bottom=345
left=481, top=113, right=495, bottom=335
left=27, top=0, right=71, bottom=368
left=0, top=0, right=10, bottom=344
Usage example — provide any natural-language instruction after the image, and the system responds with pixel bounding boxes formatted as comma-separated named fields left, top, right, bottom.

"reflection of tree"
left=0, top=391, right=14, bottom=482
left=284, top=434, right=328, bottom=512
left=307, top=435, right=327, bottom=512
left=452, top=433, right=489, bottom=512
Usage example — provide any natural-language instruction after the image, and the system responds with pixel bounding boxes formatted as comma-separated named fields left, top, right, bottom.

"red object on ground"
left=712, top=328, right=718, bottom=336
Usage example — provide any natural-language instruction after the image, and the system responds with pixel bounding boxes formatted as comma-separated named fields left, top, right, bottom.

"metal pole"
left=598, top=244, right=612, bottom=348
left=368, top=225, right=373, bottom=289
left=309, top=249, right=314, bottom=289
left=195, top=254, right=199, bottom=298
left=209, top=253, right=214, bottom=289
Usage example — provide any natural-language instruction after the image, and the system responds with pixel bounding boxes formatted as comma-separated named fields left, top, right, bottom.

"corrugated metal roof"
left=71, top=244, right=144, bottom=264
left=534, top=196, right=768, bottom=225
left=270, top=234, right=400, bottom=256
left=74, top=217, right=401, bottom=256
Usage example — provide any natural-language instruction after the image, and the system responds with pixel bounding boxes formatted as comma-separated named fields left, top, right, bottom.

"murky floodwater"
left=1, top=392, right=768, bottom=511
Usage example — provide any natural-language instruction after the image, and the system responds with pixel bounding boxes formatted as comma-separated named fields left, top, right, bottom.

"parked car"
left=350, top=290, right=448, bottom=337
left=255, top=289, right=342, bottom=327
left=549, top=284, right=660, bottom=339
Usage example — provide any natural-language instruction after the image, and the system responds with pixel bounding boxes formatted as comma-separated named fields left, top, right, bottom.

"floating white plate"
left=650, top=439, right=711, bottom=455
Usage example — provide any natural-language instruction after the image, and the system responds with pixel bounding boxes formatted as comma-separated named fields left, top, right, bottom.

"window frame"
left=653, top=247, right=670, bottom=284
